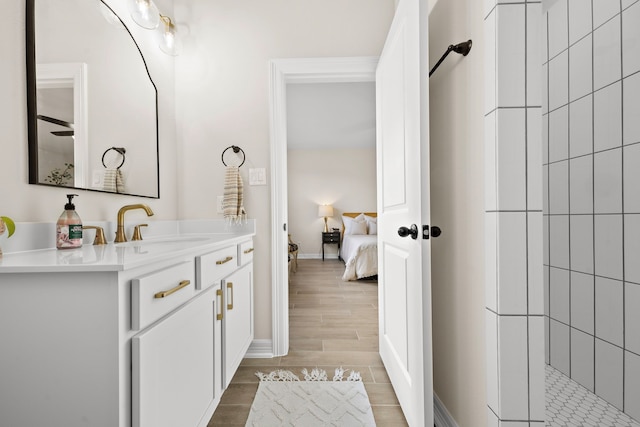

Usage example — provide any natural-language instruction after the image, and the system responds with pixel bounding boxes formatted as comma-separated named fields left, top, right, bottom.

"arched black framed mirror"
left=26, top=0, right=160, bottom=198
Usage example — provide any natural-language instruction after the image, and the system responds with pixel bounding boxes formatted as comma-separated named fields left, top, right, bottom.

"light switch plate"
left=249, top=168, right=267, bottom=185
left=217, top=196, right=224, bottom=213
left=92, top=170, right=105, bottom=187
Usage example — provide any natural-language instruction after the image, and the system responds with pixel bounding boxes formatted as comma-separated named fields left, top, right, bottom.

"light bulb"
left=129, top=0, right=160, bottom=29
left=158, top=16, right=182, bottom=56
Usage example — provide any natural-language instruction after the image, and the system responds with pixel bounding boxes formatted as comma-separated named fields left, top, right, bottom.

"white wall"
left=0, top=0, right=178, bottom=223
left=174, top=0, right=395, bottom=340
left=428, top=1, right=487, bottom=426
left=287, top=148, right=376, bottom=259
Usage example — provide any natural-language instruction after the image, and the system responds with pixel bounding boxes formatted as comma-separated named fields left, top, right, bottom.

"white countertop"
left=0, top=220, right=255, bottom=273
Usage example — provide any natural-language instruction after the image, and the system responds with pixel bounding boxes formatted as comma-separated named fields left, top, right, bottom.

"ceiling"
left=286, top=81, right=376, bottom=150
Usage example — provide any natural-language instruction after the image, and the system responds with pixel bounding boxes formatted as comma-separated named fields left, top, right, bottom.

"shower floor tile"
left=546, top=365, right=640, bottom=427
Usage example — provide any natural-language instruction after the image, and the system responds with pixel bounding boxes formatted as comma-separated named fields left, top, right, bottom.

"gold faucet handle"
left=132, top=224, right=148, bottom=241
left=83, top=226, right=107, bottom=245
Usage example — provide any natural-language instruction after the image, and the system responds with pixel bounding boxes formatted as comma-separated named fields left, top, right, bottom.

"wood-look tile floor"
left=208, top=259, right=408, bottom=426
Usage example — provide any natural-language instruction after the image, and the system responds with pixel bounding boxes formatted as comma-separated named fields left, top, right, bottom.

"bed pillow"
left=349, top=220, right=368, bottom=235
left=363, top=215, right=377, bottom=234
left=342, top=214, right=366, bottom=234
left=367, top=220, right=377, bottom=235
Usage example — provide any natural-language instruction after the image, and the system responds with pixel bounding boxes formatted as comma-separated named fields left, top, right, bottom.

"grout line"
left=566, top=0, right=573, bottom=382
left=620, top=0, right=627, bottom=412
left=524, top=4, right=533, bottom=421
left=591, top=0, right=598, bottom=395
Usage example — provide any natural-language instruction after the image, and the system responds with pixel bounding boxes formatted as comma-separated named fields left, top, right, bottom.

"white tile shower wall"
left=593, top=82, right=622, bottom=152
left=543, top=0, right=640, bottom=421
left=625, top=146, right=640, bottom=212
left=569, top=227, right=594, bottom=272
left=485, top=2, right=545, bottom=424
left=625, top=283, right=640, bottom=354
left=568, top=0, right=592, bottom=45
left=568, top=95, right=593, bottom=157
left=625, top=351, right=640, bottom=421
left=622, top=2, right=640, bottom=77
left=595, top=339, right=624, bottom=410
left=623, top=72, right=640, bottom=145
left=498, top=316, right=529, bottom=420
left=496, top=5, right=526, bottom=107
left=570, top=328, right=595, bottom=391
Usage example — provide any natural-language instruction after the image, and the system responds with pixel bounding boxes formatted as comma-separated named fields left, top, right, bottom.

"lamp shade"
left=318, top=205, right=334, bottom=218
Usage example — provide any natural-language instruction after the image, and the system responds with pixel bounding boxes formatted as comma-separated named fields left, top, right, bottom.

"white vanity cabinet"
left=132, top=238, right=255, bottom=427
left=222, top=263, right=253, bottom=388
left=132, top=285, right=216, bottom=427
left=0, top=231, right=255, bottom=427
left=195, top=238, right=254, bottom=397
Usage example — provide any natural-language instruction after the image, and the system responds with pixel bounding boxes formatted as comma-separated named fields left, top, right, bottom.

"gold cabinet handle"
left=227, top=282, right=234, bottom=310
left=243, top=248, right=254, bottom=254
left=154, top=280, right=190, bottom=299
left=216, top=289, right=224, bottom=320
left=216, top=256, right=233, bottom=265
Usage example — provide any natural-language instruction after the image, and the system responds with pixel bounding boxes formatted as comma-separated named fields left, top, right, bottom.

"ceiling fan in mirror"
left=36, top=114, right=74, bottom=137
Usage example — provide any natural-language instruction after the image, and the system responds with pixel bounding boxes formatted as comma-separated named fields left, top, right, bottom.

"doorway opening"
left=268, top=57, right=378, bottom=356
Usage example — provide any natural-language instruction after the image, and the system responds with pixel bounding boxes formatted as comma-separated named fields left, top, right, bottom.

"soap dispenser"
left=56, top=194, right=83, bottom=250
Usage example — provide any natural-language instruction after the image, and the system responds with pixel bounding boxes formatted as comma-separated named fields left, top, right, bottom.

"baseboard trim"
left=245, top=339, right=275, bottom=358
left=297, top=254, right=340, bottom=260
left=434, top=393, right=459, bottom=427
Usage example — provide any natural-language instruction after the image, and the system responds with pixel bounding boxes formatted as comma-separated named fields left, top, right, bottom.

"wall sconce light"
left=318, top=205, right=334, bottom=232
left=128, top=0, right=181, bottom=56
left=128, top=0, right=160, bottom=29
left=158, top=15, right=181, bottom=56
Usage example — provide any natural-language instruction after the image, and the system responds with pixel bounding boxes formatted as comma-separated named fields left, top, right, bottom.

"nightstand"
left=322, top=231, right=341, bottom=261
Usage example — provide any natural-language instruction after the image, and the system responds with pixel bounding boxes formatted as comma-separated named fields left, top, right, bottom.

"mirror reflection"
left=27, top=0, right=159, bottom=198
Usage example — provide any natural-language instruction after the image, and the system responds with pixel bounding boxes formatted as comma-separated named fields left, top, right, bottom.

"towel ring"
left=102, top=147, right=126, bottom=169
left=221, top=145, right=245, bottom=167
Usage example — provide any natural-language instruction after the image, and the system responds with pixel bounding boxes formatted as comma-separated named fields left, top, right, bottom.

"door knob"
left=398, top=224, right=419, bottom=240
left=431, top=226, right=441, bottom=238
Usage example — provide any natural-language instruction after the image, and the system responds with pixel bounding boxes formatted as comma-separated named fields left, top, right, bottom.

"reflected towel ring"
left=221, top=145, right=246, bottom=167
left=102, top=147, right=126, bottom=169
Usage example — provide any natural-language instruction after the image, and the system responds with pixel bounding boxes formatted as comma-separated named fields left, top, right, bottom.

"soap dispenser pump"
left=56, top=194, right=83, bottom=250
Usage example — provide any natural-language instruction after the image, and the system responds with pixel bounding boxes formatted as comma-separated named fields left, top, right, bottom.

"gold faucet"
left=83, top=226, right=107, bottom=245
left=115, top=204, right=154, bottom=243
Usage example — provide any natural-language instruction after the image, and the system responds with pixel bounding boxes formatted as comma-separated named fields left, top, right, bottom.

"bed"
left=340, top=212, right=378, bottom=281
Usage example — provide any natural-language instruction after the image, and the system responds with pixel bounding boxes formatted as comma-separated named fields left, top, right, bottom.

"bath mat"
left=245, top=368, right=376, bottom=426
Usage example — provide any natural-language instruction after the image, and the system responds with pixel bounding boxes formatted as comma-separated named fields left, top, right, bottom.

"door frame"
left=268, top=56, right=378, bottom=356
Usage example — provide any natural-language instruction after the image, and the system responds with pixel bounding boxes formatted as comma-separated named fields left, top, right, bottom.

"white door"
left=376, top=0, right=433, bottom=425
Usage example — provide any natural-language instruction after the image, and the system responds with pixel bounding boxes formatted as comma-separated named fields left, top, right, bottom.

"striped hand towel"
left=223, top=166, right=247, bottom=223
left=102, top=168, right=125, bottom=193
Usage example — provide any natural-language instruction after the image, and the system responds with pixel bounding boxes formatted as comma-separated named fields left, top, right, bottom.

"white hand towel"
left=223, top=166, right=247, bottom=223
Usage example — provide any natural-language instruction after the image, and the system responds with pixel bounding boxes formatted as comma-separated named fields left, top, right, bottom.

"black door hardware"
left=398, top=224, right=419, bottom=240
left=422, top=225, right=442, bottom=239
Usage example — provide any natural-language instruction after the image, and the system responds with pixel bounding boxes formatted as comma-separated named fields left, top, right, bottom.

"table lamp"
left=318, top=205, right=334, bottom=232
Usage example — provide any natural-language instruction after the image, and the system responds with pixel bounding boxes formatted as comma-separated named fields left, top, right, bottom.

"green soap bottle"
left=56, top=194, right=83, bottom=250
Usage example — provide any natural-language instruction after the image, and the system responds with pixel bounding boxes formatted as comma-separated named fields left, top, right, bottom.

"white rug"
left=245, top=368, right=377, bottom=427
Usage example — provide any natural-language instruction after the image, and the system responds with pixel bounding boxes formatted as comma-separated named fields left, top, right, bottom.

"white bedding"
left=341, top=234, right=378, bottom=281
